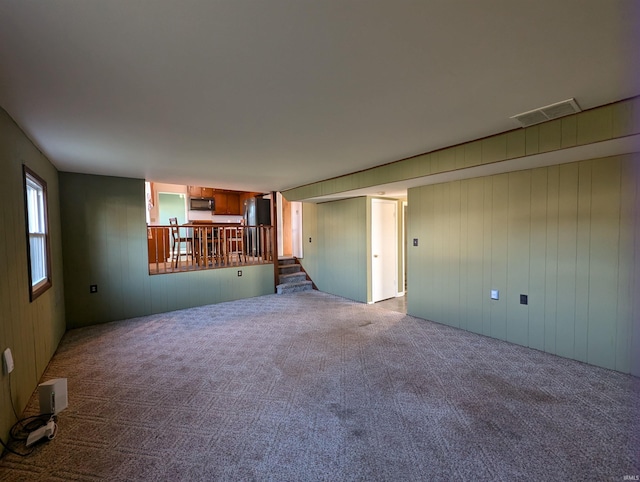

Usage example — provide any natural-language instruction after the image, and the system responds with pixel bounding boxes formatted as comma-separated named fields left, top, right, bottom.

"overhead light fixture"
left=377, top=191, right=386, bottom=195
left=510, top=98, right=581, bottom=128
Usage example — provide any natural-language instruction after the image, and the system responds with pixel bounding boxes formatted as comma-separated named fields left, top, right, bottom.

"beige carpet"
left=1, top=291, right=638, bottom=481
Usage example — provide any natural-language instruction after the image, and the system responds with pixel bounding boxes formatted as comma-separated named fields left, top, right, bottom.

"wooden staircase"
left=276, top=257, right=314, bottom=294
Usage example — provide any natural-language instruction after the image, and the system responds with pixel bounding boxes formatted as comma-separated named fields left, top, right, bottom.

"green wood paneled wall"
left=300, top=202, right=319, bottom=282
left=407, top=154, right=639, bottom=375
left=300, top=198, right=368, bottom=303
left=288, top=97, right=638, bottom=375
left=59, top=172, right=275, bottom=329
left=283, top=97, right=640, bottom=202
left=301, top=197, right=404, bottom=303
left=0, top=108, right=66, bottom=442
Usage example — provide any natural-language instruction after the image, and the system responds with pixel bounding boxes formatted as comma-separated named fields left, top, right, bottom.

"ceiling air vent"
left=511, top=98, right=581, bottom=127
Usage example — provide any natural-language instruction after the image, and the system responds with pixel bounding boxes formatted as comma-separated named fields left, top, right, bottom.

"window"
left=23, top=166, right=52, bottom=301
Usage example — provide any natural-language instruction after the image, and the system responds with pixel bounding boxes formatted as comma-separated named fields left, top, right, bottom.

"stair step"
left=276, top=280, right=313, bottom=294
left=278, top=257, right=297, bottom=265
left=278, top=264, right=301, bottom=274
left=279, top=272, right=307, bottom=284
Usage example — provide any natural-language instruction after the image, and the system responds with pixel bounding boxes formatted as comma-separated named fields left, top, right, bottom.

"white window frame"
left=23, top=166, right=52, bottom=301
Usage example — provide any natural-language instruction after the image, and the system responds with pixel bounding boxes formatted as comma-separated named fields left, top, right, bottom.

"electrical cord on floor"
left=0, top=434, right=32, bottom=458
left=1, top=413, right=55, bottom=459
left=1, top=373, right=54, bottom=458
left=10, top=414, right=54, bottom=442
left=1, top=371, right=27, bottom=458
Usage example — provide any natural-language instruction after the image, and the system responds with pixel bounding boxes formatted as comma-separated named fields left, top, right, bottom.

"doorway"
left=371, top=198, right=398, bottom=302
left=158, top=193, right=187, bottom=225
left=277, top=192, right=303, bottom=259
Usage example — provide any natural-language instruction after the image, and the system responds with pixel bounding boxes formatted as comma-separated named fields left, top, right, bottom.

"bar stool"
left=169, top=217, right=193, bottom=268
left=225, top=222, right=246, bottom=264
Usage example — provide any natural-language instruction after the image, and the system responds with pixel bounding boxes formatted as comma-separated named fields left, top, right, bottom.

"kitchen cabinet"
left=226, top=193, right=240, bottom=214
left=213, top=193, right=227, bottom=213
left=188, top=186, right=215, bottom=198
left=188, top=186, right=259, bottom=215
left=213, top=192, right=241, bottom=215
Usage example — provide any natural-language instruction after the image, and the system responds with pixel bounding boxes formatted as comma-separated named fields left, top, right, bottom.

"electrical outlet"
left=3, top=348, right=14, bottom=374
left=413, top=238, right=419, bottom=246
left=237, top=270, right=242, bottom=277
left=90, top=284, right=98, bottom=293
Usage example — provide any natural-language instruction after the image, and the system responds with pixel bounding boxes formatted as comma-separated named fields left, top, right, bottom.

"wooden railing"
left=147, top=224, right=274, bottom=275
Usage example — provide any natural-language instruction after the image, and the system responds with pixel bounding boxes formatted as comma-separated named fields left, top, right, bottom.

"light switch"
left=491, top=289, right=499, bottom=300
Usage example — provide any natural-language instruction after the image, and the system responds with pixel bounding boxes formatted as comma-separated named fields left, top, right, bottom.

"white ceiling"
left=0, top=1, right=638, bottom=197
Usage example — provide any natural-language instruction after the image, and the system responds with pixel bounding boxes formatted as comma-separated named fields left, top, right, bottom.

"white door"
left=371, top=199, right=397, bottom=302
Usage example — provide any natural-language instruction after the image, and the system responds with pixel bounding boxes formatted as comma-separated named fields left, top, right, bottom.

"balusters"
left=148, top=223, right=273, bottom=274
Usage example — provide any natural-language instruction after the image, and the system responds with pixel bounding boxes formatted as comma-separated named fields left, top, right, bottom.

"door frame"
left=370, top=198, right=398, bottom=303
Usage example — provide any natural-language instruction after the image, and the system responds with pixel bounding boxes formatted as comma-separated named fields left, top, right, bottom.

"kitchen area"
left=145, top=182, right=273, bottom=273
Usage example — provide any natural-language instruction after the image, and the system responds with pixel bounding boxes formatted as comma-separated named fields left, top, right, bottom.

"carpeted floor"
left=1, top=291, right=638, bottom=481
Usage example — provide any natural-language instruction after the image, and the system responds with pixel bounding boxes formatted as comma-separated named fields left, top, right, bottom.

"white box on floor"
left=39, top=378, right=68, bottom=415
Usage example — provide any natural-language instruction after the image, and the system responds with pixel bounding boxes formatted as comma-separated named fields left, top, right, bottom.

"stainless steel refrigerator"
left=243, top=197, right=271, bottom=257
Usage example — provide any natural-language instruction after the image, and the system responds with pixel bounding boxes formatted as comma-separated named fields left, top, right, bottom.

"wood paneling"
left=465, top=178, right=484, bottom=334
left=506, top=170, right=531, bottom=346
left=555, top=163, right=579, bottom=360
left=481, top=176, right=493, bottom=336
left=539, top=119, right=562, bottom=153
left=574, top=160, right=593, bottom=362
left=299, top=202, right=318, bottom=280
left=528, top=168, right=547, bottom=351
left=287, top=98, right=639, bottom=376
left=506, top=129, right=526, bottom=159
left=458, top=184, right=469, bottom=330
left=561, top=115, right=578, bottom=148
left=283, top=98, right=640, bottom=202
left=577, top=105, right=613, bottom=145
left=302, top=198, right=367, bottom=303
left=446, top=182, right=461, bottom=327
left=407, top=154, right=638, bottom=374
left=586, top=159, right=621, bottom=368
left=525, top=125, right=539, bottom=156
left=0, top=108, right=66, bottom=443
left=464, top=140, right=482, bottom=168
left=615, top=160, right=637, bottom=373
left=490, top=174, right=508, bottom=340
left=482, top=135, right=507, bottom=164
left=59, top=173, right=274, bottom=328
left=543, top=165, right=560, bottom=354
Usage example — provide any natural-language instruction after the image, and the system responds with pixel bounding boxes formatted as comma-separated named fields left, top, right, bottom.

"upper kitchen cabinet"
left=226, top=192, right=240, bottom=214
left=188, top=185, right=263, bottom=215
left=188, top=186, right=215, bottom=198
left=213, top=191, right=241, bottom=215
